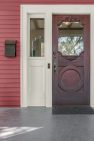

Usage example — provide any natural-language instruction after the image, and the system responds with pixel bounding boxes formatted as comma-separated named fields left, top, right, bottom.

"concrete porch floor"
left=0, top=107, right=94, bottom=141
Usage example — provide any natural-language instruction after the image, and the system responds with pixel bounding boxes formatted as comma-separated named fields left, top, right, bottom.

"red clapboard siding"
left=0, top=92, right=20, bottom=96
left=0, top=4, right=19, bottom=9
left=0, top=25, right=20, bottom=29
left=0, top=70, right=20, bottom=74
left=0, top=88, right=20, bottom=92
left=0, top=0, right=21, bottom=2
left=0, top=20, right=20, bottom=25
left=0, top=101, right=20, bottom=106
left=0, top=16, right=20, bottom=20
left=0, top=79, right=20, bottom=83
left=0, top=83, right=20, bottom=88
left=0, top=61, right=20, bottom=65
left=0, top=0, right=20, bottom=107
left=0, top=34, right=20, bottom=38
left=0, top=7, right=19, bottom=11
left=0, top=11, right=19, bottom=16
left=0, top=28, right=20, bottom=33
left=0, top=97, right=20, bottom=101
left=0, top=103, right=20, bottom=107
left=0, top=65, right=20, bottom=70
left=0, top=3, right=19, bottom=7
left=0, top=97, right=20, bottom=100
left=0, top=0, right=94, bottom=107
left=0, top=74, right=20, bottom=79
left=0, top=57, right=20, bottom=61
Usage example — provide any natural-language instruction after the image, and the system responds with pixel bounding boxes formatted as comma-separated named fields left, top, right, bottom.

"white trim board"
left=21, top=5, right=94, bottom=107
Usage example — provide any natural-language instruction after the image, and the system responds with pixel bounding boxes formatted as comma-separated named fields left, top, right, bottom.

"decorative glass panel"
left=58, top=21, right=84, bottom=56
left=30, top=18, right=44, bottom=57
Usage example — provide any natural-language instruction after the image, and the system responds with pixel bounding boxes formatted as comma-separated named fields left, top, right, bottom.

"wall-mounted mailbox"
left=5, top=40, right=16, bottom=57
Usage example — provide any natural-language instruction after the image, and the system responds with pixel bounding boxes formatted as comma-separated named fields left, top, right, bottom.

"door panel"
left=52, top=15, right=90, bottom=106
left=29, top=60, right=45, bottom=106
left=28, top=15, right=45, bottom=106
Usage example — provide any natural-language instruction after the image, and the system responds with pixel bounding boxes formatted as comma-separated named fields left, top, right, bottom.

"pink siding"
left=0, top=0, right=94, bottom=107
left=0, top=1, right=20, bottom=107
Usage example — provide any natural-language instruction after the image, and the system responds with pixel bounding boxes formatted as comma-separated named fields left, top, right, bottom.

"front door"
left=52, top=15, right=90, bottom=106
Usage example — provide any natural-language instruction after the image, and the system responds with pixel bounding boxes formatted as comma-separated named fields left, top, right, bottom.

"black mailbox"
left=5, top=40, right=16, bottom=57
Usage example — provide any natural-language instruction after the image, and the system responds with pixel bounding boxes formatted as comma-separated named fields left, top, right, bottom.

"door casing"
left=21, top=5, right=94, bottom=107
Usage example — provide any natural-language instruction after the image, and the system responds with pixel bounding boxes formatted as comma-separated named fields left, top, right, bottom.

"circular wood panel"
left=58, top=66, right=83, bottom=92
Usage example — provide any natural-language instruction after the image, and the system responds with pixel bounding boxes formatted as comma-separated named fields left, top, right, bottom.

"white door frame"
left=21, top=5, right=94, bottom=107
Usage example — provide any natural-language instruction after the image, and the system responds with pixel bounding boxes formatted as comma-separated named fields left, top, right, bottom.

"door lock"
left=48, top=63, right=50, bottom=69
left=54, top=62, right=57, bottom=72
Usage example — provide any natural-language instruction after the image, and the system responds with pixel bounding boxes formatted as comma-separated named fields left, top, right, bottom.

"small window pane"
left=58, top=21, right=84, bottom=56
left=30, top=18, right=44, bottom=57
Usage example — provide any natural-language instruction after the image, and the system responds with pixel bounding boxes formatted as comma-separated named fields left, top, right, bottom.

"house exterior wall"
left=0, top=0, right=94, bottom=107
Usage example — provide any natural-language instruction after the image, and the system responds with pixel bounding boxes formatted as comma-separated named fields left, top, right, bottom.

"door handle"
left=54, top=62, right=57, bottom=72
left=48, top=63, right=50, bottom=69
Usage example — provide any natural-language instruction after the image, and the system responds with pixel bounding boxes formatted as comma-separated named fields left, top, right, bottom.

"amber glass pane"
left=30, top=18, right=44, bottom=57
left=58, top=21, right=84, bottom=56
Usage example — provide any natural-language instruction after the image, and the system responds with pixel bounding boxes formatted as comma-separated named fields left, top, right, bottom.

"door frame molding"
left=21, top=4, right=94, bottom=107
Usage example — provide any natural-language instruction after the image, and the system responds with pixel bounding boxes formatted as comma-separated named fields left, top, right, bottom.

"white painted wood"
left=28, top=63, right=45, bottom=106
left=90, top=14, right=94, bottom=107
left=27, top=14, right=46, bottom=106
left=45, top=13, right=52, bottom=107
left=21, top=5, right=94, bottom=107
left=21, top=6, right=28, bottom=107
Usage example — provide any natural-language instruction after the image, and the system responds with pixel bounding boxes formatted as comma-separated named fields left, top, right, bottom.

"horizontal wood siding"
left=0, top=0, right=94, bottom=107
left=0, top=1, right=20, bottom=107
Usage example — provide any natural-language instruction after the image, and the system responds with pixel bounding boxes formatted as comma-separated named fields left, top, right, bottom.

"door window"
left=58, top=21, right=84, bottom=56
left=30, top=18, right=45, bottom=57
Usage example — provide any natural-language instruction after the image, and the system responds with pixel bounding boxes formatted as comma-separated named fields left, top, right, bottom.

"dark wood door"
left=52, top=15, right=90, bottom=106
